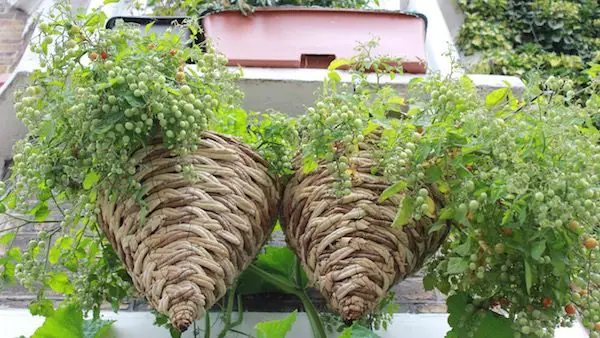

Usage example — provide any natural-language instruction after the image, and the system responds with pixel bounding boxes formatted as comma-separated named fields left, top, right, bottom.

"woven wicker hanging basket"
left=97, top=131, right=280, bottom=332
left=282, top=143, right=450, bottom=322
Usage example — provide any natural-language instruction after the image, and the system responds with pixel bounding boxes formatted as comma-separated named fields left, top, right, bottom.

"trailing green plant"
left=0, top=1, right=298, bottom=337
left=295, top=44, right=600, bottom=337
left=457, top=0, right=599, bottom=101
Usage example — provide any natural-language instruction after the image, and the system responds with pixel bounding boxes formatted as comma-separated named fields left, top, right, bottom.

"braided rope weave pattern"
left=282, top=148, right=449, bottom=321
left=98, top=132, right=280, bottom=332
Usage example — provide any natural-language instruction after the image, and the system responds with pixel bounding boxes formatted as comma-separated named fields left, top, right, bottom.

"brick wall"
left=0, top=8, right=29, bottom=74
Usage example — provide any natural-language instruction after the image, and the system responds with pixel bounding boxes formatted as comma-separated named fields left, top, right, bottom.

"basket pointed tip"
left=170, top=306, right=195, bottom=333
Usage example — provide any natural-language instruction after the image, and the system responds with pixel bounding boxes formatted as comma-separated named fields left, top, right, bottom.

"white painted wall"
left=0, top=309, right=589, bottom=338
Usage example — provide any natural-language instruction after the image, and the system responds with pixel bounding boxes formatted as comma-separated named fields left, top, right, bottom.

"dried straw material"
left=98, top=132, right=280, bottom=332
left=282, top=145, right=449, bottom=321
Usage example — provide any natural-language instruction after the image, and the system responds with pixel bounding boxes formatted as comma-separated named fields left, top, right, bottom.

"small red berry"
left=564, top=303, right=577, bottom=316
left=542, top=297, right=552, bottom=308
left=502, top=228, right=513, bottom=237
left=101, top=51, right=108, bottom=60
left=584, top=237, right=598, bottom=250
left=89, top=52, right=98, bottom=61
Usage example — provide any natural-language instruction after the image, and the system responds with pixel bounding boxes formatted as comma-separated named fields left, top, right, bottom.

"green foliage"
left=413, top=74, right=600, bottom=337
left=31, top=303, right=114, bottom=338
left=458, top=0, right=600, bottom=101
left=0, top=2, right=295, bottom=337
left=255, top=310, right=297, bottom=338
left=298, top=44, right=600, bottom=337
left=138, top=0, right=370, bottom=18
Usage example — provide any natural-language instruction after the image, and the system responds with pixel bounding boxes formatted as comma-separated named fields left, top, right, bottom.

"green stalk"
left=297, top=289, right=328, bottom=338
left=246, top=264, right=327, bottom=338
left=204, top=311, right=210, bottom=338
left=218, top=283, right=240, bottom=338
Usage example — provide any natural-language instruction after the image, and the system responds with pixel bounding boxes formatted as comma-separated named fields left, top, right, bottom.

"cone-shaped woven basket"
left=282, top=144, right=449, bottom=322
left=98, top=131, right=280, bottom=332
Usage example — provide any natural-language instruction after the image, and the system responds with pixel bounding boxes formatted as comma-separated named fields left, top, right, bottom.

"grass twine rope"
left=282, top=142, right=449, bottom=322
left=98, top=132, right=280, bottom=332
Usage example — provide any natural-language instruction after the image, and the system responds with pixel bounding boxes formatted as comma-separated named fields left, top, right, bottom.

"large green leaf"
left=255, top=311, right=297, bottom=338
left=31, top=303, right=114, bottom=338
left=237, top=246, right=307, bottom=295
left=31, top=304, right=83, bottom=338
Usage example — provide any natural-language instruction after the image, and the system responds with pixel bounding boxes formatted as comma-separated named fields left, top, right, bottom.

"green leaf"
left=339, top=323, right=381, bottom=337
left=32, top=304, right=83, bottom=338
left=302, top=157, right=318, bottom=173
left=379, top=181, right=407, bottom=202
left=363, top=120, right=379, bottom=136
left=328, top=58, right=351, bottom=70
left=143, top=21, right=155, bottom=34
left=41, top=39, right=49, bottom=55
left=476, top=311, right=514, bottom=338
left=531, top=240, right=546, bottom=261
left=0, top=203, right=5, bottom=213
left=407, top=77, right=424, bottom=90
left=424, top=166, right=443, bottom=183
left=439, top=207, right=454, bottom=220
left=29, top=299, right=55, bottom=317
left=103, top=0, right=119, bottom=3
left=238, top=246, right=307, bottom=295
left=446, top=257, right=469, bottom=275
left=392, top=197, right=414, bottom=228
left=47, top=272, right=74, bottom=295
left=423, top=274, right=436, bottom=291
left=485, top=88, right=508, bottom=107
left=123, top=93, right=144, bottom=107
left=524, top=259, right=533, bottom=295
left=328, top=70, right=342, bottom=82
left=387, top=96, right=405, bottom=105
left=83, top=172, right=100, bottom=190
left=35, top=204, right=50, bottom=222
left=85, top=12, right=107, bottom=29
left=83, top=319, right=115, bottom=338
left=0, top=232, right=15, bottom=245
left=454, top=241, right=471, bottom=257
left=255, top=310, right=297, bottom=338
left=459, top=75, right=475, bottom=90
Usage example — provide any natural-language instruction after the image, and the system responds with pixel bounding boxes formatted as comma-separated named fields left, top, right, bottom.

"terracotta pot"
left=202, top=7, right=427, bottom=73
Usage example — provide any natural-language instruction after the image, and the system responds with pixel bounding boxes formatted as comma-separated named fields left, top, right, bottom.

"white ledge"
left=0, top=309, right=587, bottom=338
left=233, top=67, right=525, bottom=115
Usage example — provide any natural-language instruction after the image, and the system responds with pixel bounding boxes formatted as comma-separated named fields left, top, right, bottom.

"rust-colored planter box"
left=201, top=7, right=428, bottom=74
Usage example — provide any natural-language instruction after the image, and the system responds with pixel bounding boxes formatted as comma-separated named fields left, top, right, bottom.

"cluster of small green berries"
left=325, top=156, right=353, bottom=197
left=14, top=234, right=49, bottom=291
left=380, top=141, right=416, bottom=182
